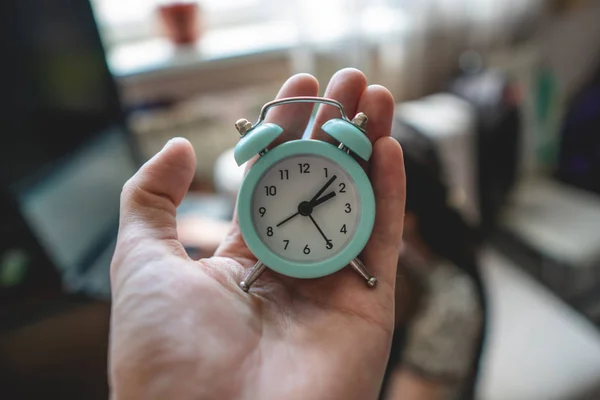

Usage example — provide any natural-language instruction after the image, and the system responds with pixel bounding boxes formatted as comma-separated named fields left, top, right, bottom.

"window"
left=91, top=0, right=268, bottom=46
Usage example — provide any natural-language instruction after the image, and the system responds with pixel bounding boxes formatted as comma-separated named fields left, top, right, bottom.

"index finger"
left=309, top=68, right=367, bottom=143
left=263, top=73, right=319, bottom=148
left=242, top=73, right=319, bottom=172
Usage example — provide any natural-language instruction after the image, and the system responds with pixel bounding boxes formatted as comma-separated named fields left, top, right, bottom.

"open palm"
left=109, top=69, right=406, bottom=400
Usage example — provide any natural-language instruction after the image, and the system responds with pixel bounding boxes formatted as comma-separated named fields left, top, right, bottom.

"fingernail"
left=162, top=138, right=176, bottom=151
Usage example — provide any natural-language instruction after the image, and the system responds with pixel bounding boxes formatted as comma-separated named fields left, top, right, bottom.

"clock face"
left=252, top=154, right=361, bottom=263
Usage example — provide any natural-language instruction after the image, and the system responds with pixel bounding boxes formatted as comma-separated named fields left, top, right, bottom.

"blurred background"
left=2, top=0, right=600, bottom=398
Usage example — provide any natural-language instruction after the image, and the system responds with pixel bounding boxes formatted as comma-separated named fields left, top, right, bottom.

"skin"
left=109, top=69, right=406, bottom=400
left=384, top=368, right=446, bottom=400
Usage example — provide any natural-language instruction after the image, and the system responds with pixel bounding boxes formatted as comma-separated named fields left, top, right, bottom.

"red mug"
left=157, top=1, right=202, bottom=45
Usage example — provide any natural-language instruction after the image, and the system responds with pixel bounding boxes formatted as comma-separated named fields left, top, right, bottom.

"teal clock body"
left=237, top=139, right=375, bottom=279
left=232, top=96, right=378, bottom=291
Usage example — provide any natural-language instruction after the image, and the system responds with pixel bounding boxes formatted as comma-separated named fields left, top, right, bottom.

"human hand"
left=109, top=69, right=406, bottom=399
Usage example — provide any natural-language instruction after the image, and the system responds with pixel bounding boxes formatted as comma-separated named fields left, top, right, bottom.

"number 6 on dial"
left=233, top=97, right=378, bottom=292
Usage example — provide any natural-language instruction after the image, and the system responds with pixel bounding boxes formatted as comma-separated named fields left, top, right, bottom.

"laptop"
left=0, top=0, right=139, bottom=302
left=12, top=130, right=137, bottom=299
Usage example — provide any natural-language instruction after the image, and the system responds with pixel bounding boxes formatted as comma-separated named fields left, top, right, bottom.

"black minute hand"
left=309, top=175, right=337, bottom=205
left=308, top=215, right=330, bottom=244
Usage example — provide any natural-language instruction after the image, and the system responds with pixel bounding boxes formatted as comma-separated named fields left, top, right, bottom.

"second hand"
left=276, top=212, right=299, bottom=227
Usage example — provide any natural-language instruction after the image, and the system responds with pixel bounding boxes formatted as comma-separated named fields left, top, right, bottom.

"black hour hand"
left=312, top=191, right=336, bottom=207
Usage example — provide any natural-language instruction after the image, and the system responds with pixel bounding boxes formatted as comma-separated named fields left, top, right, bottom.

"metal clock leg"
left=349, top=258, right=378, bottom=287
left=239, top=261, right=267, bottom=292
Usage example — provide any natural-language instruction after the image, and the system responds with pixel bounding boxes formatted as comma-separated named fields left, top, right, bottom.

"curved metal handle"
left=254, top=96, right=349, bottom=126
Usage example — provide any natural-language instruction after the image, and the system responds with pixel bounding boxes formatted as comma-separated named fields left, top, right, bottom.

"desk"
left=107, top=22, right=297, bottom=105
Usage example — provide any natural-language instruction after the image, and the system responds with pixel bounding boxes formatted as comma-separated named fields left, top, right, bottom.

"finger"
left=118, top=137, right=196, bottom=244
left=361, top=137, right=406, bottom=288
left=356, top=85, right=395, bottom=145
left=310, top=68, right=367, bottom=142
left=264, top=73, right=319, bottom=148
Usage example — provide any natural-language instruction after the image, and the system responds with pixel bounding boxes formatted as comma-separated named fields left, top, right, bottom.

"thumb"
left=118, top=138, right=196, bottom=244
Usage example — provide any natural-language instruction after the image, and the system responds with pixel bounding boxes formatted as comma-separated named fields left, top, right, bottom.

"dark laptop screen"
left=15, top=130, right=137, bottom=294
left=1, top=0, right=127, bottom=186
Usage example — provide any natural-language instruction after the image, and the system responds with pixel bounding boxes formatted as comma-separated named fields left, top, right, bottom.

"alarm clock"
left=233, top=97, right=377, bottom=292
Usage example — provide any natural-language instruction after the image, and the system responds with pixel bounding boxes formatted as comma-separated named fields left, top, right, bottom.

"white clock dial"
left=251, top=154, right=361, bottom=263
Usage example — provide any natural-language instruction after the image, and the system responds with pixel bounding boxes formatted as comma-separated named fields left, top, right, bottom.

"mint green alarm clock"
left=233, top=97, right=377, bottom=292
